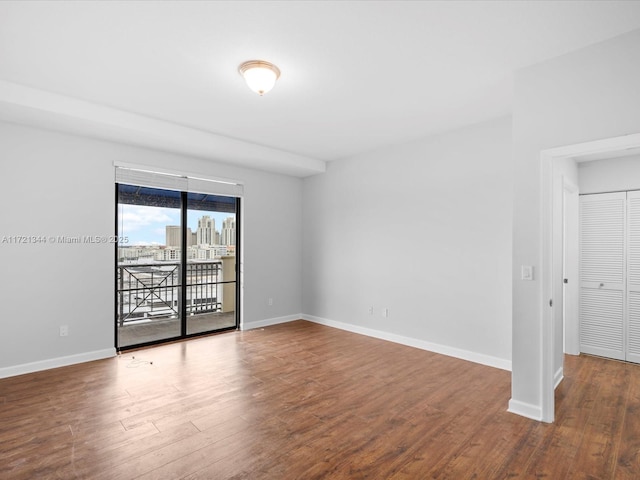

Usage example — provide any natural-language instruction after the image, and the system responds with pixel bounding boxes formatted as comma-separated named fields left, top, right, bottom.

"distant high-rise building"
left=166, top=226, right=193, bottom=246
left=166, top=226, right=181, bottom=247
left=221, top=217, right=236, bottom=246
left=197, top=216, right=215, bottom=246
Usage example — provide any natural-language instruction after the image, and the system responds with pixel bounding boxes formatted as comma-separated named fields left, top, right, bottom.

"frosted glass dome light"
left=238, top=60, right=281, bottom=96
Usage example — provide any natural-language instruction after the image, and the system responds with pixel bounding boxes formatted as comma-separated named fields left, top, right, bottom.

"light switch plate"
left=521, top=265, right=534, bottom=281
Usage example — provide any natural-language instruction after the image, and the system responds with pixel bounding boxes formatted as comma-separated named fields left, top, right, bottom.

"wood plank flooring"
left=1, top=320, right=640, bottom=479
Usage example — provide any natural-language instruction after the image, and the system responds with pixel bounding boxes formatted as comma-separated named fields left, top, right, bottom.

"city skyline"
left=118, top=204, right=236, bottom=246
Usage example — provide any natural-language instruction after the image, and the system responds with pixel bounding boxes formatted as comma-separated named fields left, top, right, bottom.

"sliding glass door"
left=186, top=192, right=237, bottom=335
left=116, top=183, right=239, bottom=349
left=116, top=185, right=182, bottom=348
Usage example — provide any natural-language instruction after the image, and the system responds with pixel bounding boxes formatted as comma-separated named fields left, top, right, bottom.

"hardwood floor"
left=1, top=320, right=639, bottom=479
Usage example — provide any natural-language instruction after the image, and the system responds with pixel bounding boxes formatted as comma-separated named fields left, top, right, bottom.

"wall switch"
left=521, top=265, right=534, bottom=281
left=383, top=308, right=389, bottom=318
left=268, top=298, right=273, bottom=306
left=59, top=325, right=69, bottom=337
left=368, top=306, right=374, bottom=315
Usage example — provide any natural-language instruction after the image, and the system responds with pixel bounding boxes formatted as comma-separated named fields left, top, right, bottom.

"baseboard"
left=508, top=398, right=543, bottom=421
left=241, top=314, right=301, bottom=331
left=0, top=348, right=116, bottom=379
left=302, top=314, right=511, bottom=371
left=554, top=367, right=564, bottom=389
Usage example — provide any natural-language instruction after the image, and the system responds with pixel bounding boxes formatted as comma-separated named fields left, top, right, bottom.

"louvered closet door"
left=627, top=191, right=640, bottom=363
left=579, top=192, right=626, bottom=360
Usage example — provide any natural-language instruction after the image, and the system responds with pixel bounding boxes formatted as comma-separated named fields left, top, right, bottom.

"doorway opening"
left=540, top=132, right=640, bottom=422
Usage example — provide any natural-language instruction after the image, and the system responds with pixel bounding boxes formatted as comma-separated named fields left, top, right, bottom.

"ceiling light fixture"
left=238, top=60, right=281, bottom=96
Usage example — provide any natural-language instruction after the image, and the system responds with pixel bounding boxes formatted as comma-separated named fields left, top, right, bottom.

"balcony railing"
left=116, top=261, right=224, bottom=326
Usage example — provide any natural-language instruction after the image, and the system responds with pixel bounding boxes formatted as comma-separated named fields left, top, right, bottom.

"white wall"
left=0, top=122, right=303, bottom=375
left=579, top=155, right=640, bottom=194
left=302, top=116, right=513, bottom=368
left=512, top=28, right=640, bottom=418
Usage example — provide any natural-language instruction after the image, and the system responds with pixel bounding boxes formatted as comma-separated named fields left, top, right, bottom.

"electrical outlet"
left=59, top=325, right=69, bottom=337
left=368, top=306, right=374, bottom=315
left=268, top=297, right=273, bottom=306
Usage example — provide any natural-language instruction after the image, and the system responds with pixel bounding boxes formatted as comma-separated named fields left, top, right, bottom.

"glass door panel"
left=116, top=185, right=182, bottom=348
left=186, top=193, right=237, bottom=335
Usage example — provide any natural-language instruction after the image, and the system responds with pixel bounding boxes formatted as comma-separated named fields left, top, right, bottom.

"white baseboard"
left=508, top=398, right=543, bottom=421
left=554, top=367, right=564, bottom=389
left=241, top=314, right=301, bottom=331
left=0, top=314, right=511, bottom=379
left=302, top=314, right=511, bottom=371
left=0, top=348, right=116, bottom=379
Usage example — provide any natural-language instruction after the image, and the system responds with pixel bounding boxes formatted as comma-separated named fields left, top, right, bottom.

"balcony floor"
left=117, top=311, right=236, bottom=348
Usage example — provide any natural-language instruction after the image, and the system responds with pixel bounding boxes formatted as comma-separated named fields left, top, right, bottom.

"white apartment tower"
left=221, top=217, right=236, bottom=246
left=197, top=216, right=215, bottom=246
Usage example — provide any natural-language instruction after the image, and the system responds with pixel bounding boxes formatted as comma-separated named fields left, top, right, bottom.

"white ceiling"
left=1, top=1, right=640, bottom=177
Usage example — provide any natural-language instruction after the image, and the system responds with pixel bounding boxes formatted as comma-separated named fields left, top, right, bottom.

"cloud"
left=119, top=205, right=179, bottom=232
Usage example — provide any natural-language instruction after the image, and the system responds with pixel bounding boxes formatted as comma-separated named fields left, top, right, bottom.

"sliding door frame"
left=114, top=183, right=241, bottom=351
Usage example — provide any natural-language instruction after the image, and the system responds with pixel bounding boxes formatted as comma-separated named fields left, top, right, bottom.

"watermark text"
left=1, top=235, right=128, bottom=245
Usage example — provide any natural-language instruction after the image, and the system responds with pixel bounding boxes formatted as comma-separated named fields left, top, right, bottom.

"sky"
left=118, top=204, right=235, bottom=246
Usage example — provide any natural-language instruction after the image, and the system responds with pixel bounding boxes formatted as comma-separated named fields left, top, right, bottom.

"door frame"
left=563, top=178, right=579, bottom=357
left=540, top=132, right=640, bottom=422
left=114, top=184, right=243, bottom=350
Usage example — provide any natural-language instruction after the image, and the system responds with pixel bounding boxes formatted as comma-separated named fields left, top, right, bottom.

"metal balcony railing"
left=116, top=261, right=224, bottom=326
